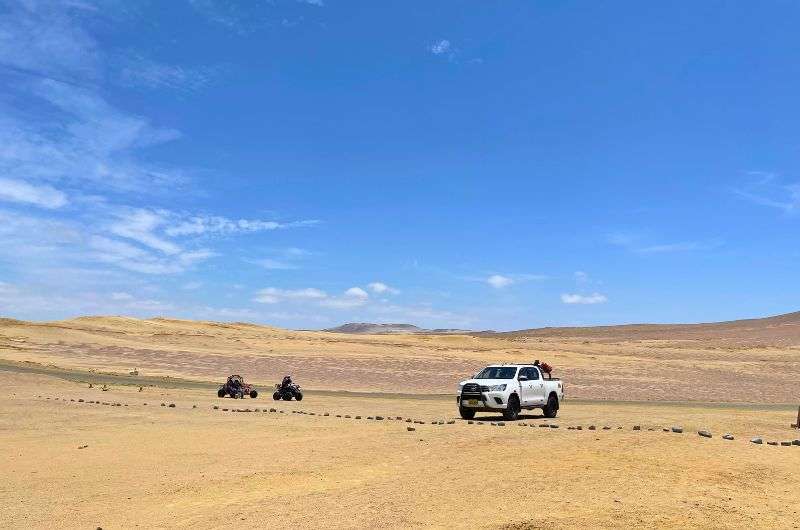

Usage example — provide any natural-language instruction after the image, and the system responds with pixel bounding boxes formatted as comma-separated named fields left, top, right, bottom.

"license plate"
left=467, top=399, right=480, bottom=406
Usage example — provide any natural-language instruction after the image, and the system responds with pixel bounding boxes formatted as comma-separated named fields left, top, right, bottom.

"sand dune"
left=2, top=314, right=800, bottom=402
left=496, top=310, right=800, bottom=345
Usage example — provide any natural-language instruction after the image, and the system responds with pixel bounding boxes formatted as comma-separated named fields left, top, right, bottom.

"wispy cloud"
left=734, top=172, right=800, bottom=215
left=471, top=273, right=547, bottom=289
left=0, top=178, right=68, bottom=209
left=251, top=258, right=298, bottom=270
left=116, top=53, right=217, bottom=92
left=109, top=209, right=182, bottom=255
left=487, top=274, right=513, bottom=289
left=368, top=282, right=399, bottom=295
left=248, top=247, right=313, bottom=271
left=1, top=79, right=185, bottom=194
left=254, top=285, right=370, bottom=309
left=607, top=232, right=720, bottom=254
left=188, top=0, right=251, bottom=33
left=427, top=38, right=483, bottom=65
left=0, top=0, right=101, bottom=84
left=635, top=242, right=712, bottom=254
left=429, top=39, right=451, bottom=56
left=561, top=293, right=607, bottom=305
left=253, top=287, right=328, bottom=304
left=165, top=216, right=318, bottom=237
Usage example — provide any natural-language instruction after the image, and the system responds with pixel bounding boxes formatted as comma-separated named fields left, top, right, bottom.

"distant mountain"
left=323, top=322, right=472, bottom=334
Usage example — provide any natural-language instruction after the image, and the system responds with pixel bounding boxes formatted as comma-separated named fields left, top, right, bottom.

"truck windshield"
left=474, top=367, right=517, bottom=379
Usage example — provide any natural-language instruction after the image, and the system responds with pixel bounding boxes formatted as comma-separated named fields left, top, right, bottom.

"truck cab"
left=457, top=363, right=563, bottom=421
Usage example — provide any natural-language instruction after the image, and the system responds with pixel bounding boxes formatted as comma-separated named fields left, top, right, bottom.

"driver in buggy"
left=281, top=375, right=293, bottom=389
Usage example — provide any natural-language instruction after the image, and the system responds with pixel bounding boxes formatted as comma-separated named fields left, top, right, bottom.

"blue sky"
left=1, top=0, right=799, bottom=330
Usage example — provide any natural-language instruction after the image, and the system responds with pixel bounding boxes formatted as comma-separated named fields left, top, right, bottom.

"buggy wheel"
left=282, top=394, right=292, bottom=401
left=249, top=390, right=258, bottom=399
left=273, top=392, right=281, bottom=400
left=217, top=388, right=226, bottom=398
left=295, top=392, right=303, bottom=401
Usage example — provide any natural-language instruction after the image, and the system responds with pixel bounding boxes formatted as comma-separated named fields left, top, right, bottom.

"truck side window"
left=518, top=367, right=529, bottom=379
left=529, top=368, right=540, bottom=380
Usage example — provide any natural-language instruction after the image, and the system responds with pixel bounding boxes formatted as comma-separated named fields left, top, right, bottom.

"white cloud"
left=368, top=282, right=399, bottom=295
left=487, top=274, right=514, bottom=289
left=253, top=287, right=328, bottom=304
left=109, top=209, right=181, bottom=255
left=297, top=0, right=324, bottom=5
left=182, top=281, right=203, bottom=290
left=87, top=235, right=215, bottom=275
left=252, top=258, right=297, bottom=270
left=165, top=216, right=317, bottom=237
left=561, top=293, right=608, bottom=305
left=284, top=247, right=310, bottom=257
left=574, top=271, right=589, bottom=283
left=429, top=39, right=451, bottom=55
left=320, top=287, right=369, bottom=308
left=345, top=287, right=369, bottom=299
left=0, top=178, right=68, bottom=209
left=253, top=285, right=371, bottom=309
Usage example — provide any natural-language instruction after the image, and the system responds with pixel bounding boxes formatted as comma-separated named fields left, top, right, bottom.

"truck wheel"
left=503, top=395, right=520, bottom=421
left=249, top=390, right=258, bottom=399
left=543, top=394, right=559, bottom=418
left=295, top=392, right=303, bottom=401
left=217, top=388, right=226, bottom=398
left=459, top=406, right=475, bottom=420
left=272, top=392, right=281, bottom=400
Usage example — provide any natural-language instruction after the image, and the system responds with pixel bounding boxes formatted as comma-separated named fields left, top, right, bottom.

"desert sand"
left=2, top=315, right=800, bottom=528
left=2, top=315, right=800, bottom=402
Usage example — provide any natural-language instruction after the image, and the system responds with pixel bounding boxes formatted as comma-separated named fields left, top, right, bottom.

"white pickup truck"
left=457, top=363, right=564, bottom=421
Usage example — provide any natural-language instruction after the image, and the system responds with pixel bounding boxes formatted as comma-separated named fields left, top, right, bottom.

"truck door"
left=529, top=367, right=546, bottom=405
left=517, top=367, right=535, bottom=406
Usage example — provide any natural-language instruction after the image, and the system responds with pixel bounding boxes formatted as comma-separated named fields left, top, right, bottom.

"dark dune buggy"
left=273, top=378, right=303, bottom=401
left=217, top=375, right=258, bottom=399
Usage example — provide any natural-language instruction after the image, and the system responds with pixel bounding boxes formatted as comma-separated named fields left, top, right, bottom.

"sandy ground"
left=2, top=316, right=800, bottom=402
left=2, top=371, right=800, bottom=529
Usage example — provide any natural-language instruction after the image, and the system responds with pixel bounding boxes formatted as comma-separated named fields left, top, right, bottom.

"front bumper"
left=457, top=391, right=508, bottom=410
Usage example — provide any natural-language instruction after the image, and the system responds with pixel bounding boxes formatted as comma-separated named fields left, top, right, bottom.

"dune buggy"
left=217, top=375, right=258, bottom=399
left=273, top=381, right=303, bottom=401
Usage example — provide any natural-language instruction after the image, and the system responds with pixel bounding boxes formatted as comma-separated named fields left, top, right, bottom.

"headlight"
left=488, top=384, right=507, bottom=391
